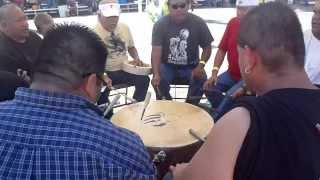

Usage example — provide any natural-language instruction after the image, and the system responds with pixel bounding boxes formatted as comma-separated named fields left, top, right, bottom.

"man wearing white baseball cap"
left=203, top=0, right=259, bottom=117
left=94, top=0, right=150, bottom=108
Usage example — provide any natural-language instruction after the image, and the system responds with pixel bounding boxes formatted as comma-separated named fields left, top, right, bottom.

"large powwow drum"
left=112, top=100, right=214, bottom=179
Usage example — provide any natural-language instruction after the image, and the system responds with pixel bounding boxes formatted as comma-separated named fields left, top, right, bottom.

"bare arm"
left=192, top=46, right=212, bottom=79
left=203, top=49, right=226, bottom=90
left=212, top=49, right=226, bottom=76
left=172, top=107, right=251, bottom=180
left=200, top=46, right=212, bottom=64
left=151, top=45, right=162, bottom=76
left=151, top=45, right=162, bottom=88
left=128, top=46, right=140, bottom=61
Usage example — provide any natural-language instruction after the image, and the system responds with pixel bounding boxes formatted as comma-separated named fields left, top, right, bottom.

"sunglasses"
left=170, top=3, right=186, bottom=9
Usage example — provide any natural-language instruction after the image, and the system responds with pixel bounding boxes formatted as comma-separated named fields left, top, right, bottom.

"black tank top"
left=233, top=88, right=320, bottom=180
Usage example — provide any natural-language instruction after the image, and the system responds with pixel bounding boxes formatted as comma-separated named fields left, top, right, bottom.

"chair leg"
left=125, top=87, right=128, bottom=104
left=174, top=85, right=177, bottom=100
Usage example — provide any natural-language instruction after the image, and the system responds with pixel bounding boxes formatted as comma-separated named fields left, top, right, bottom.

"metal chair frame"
left=109, top=83, right=133, bottom=108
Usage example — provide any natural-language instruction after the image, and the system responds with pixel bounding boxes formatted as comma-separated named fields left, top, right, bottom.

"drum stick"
left=110, top=87, right=137, bottom=103
left=141, top=92, right=151, bottom=120
left=213, top=80, right=245, bottom=120
left=104, top=94, right=121, bottom=116
left=156, top=87, right=166, bottom=100
left=189, top=129, right=205, bottom=142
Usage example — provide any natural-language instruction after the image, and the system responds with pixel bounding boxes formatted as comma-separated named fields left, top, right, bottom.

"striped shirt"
left=0, top=88, right=156, bottom=179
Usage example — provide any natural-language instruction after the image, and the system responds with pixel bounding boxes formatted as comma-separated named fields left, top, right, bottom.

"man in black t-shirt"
left=151, top=0, right=213, bottom=105
left=0, top=4, right=42, bottom=101
left=0, top=4, right=42, bottom=75
left=171, top=2, right=320, bottom=180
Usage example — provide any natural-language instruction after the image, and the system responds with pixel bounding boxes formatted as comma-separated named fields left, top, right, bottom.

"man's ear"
left=243, top=46, right=258, bottom=74
left=82, top=74, right=99, bottom=102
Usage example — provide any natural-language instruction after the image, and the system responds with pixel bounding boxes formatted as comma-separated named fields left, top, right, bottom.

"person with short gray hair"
left=171, top=2, right=320, bottom=180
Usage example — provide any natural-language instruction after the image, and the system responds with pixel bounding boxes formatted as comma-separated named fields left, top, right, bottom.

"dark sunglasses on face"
left=171, top=3, right=186, bottom=9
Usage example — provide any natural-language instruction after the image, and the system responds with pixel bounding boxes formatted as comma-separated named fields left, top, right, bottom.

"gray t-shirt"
left=152, top=13, right=213, bottom=67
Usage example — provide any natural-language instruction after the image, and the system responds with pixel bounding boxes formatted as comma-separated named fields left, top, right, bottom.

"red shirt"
left=218, top=17, right=241, bottom=80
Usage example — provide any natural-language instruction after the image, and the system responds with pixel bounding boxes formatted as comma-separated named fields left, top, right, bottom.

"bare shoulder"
left=206, top=107, right=252, bottom=151
left=215, top=107, right=251, bottom=131
left=174, top=107, right=251, bottom=180
left=205, top=107, right=251, bottom=156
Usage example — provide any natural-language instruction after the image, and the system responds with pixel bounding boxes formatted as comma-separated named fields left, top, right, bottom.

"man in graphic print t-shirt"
left=151, top=0, right=214, bottom=105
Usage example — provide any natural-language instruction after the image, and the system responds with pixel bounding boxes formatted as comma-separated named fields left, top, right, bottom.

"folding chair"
left=109, top=83, right=134, bottom=108
left=170, top=78, right=190, bottom=101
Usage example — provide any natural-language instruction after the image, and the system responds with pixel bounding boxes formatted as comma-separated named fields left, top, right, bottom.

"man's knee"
left=205, top=89, right=224, bottom=108
left=135, top=75, right=150, bottom=87
left=141, top=75, right=150, bottom=83
left=190, top=74, right=207, bottom=86
left=214, top=81, right=232, bottom=92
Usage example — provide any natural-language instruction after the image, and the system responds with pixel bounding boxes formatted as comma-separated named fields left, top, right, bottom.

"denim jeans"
left=156, top=63, right=207, bottom=105
left=205, top=71, right=238, bottom=108
left=98, top=70, right=150, bottom=105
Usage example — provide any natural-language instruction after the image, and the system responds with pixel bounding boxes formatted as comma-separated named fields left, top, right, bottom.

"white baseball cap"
left=99, top=3, right=121, bottom=17
left=236, top=0, right=259, bottom=7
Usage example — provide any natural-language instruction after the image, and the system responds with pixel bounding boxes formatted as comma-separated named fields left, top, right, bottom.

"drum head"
left=111, top=100, right=214, bottom=148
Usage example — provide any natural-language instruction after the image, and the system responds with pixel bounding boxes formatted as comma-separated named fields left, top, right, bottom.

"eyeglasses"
left=96, top=73, right=109, bottom=87
left=82, top=72, right=108, bottom=87
left=170, top=3, right=186, bottom=10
